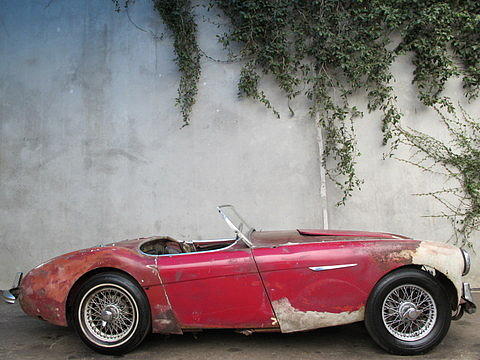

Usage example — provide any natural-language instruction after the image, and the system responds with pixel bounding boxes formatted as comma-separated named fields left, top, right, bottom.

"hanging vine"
left=115, top=0, right=200, bottom=127
left=398, top=105, right=480, bottom=248
left=114, top=0, right=480, bottom=211
left=154, top=0, right=201, bottom=127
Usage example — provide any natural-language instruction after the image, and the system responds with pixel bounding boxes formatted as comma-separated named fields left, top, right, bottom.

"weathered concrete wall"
left=327, top=54, right=480, bottom=285
left=0, top=0, right=323, bottom=288
left=0, top=0, right=478, bottom=288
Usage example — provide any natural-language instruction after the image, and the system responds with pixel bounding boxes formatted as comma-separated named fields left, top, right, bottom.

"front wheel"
left=72, top=272, right=151, bottom=355
left=365, top=268, right=451, bottom=355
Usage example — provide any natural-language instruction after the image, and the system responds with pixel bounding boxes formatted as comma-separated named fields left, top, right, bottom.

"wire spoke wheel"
left=382, top=284, right=437, bottom=342
left=79, top=283, right=139, bottom=346
left=366, top=269, right=451, bottom=355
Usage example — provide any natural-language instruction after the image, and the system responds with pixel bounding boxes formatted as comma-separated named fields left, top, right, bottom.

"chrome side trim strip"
left=309, top=264, right=358, bottom=271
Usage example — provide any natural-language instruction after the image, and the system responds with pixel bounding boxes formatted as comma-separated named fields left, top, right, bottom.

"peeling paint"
left=17, top=230, right=466, bottom=336
left=272, top=298, right=365, bottom=333
left=19, top=243, right=161, bottom=327
left=411, top=241, right=464, bottom=300
left=151, top=307, right=182, bottom=334
left=369, top=240, right=464, bottom=304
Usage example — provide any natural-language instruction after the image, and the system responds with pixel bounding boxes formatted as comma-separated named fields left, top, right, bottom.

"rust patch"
left=146, top=282, right=183, bottom=335
left=367, top=241, right=419, bottom=272
left=368, top=240, right=464, bottom=304
left=152, top=308, right=183, bottom=334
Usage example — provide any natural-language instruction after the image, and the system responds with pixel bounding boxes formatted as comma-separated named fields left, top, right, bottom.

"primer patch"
left=272, top=297, right=365, bottom=333
left=411, top=241, right=464, bottom=299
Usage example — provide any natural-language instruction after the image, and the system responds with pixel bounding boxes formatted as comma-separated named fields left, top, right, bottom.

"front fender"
left=371, top=240, right=464, bottom=304
left=19, top=246, right=159, bottom=326
left=404, top=240, right=464, bottom=304
left=256, top=238, right=464, bottom=333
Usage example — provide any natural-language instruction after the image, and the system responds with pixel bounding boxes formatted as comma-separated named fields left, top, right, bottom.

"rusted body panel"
left=144, top=284, right=183, bottom=334
left=18, top=239, right=180, bottom=333
left=252, top=234, right=463, bottom=333
left=18, top=230, right=465, bottom=335
left=253, top=240, right=420, bottom=332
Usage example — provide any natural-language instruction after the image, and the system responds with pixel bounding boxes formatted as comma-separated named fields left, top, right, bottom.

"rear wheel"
left=365, top=268, right=451, bottom=355
left=72, top=272, right=151, bottom=355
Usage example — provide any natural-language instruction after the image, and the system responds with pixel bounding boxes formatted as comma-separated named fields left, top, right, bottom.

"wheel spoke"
left=382, top=284, right=437, bottom=342
left=80, top=284, right=138, bottom=344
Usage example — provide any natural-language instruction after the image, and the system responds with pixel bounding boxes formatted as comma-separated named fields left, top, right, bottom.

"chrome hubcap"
left=79, top=284, right=139, bottom=345
left=100, top=305, right=120, bottom=324
left=398, top=302, right=423, bottom=320
left=382, top=284, right=437, bottom=341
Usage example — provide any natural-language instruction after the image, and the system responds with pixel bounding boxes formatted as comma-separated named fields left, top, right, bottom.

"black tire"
left=72, top=272, right=151, bottom=355
left=365, top=268, right=451, bottom=355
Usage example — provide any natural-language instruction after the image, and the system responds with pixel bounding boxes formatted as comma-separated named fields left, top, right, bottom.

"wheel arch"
left=365, top=264, right=453, bottom=355
left=374, top=264, right=458, bottom=311
left=66, top=267, right=146, bottom=327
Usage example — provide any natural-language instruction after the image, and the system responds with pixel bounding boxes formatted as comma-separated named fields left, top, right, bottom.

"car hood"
left=251, top=229, right=411, bottom=248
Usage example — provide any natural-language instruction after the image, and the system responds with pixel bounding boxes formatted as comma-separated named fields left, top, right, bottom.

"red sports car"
left=2, top=205, right=476, bottom=355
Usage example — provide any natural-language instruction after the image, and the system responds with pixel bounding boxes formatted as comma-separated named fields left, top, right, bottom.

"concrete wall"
left=0, top=0, right=478, bottom=288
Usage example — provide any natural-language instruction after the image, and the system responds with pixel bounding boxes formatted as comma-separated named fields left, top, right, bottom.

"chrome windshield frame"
left=217, top=205, right=254, bottom=248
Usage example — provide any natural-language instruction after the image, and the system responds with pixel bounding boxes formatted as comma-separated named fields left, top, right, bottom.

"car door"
left=156, top=241, right=276, bottom=329
left=253, top=241, right=368, bottom=333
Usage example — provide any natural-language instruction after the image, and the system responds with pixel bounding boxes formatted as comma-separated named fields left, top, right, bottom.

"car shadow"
left=1, top=301, right=477, bottom=360
left=138, top=322, right=385, bottom=357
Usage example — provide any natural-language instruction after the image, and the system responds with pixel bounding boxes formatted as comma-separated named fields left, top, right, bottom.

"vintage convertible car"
left=2, top=205, right=476, bottom=355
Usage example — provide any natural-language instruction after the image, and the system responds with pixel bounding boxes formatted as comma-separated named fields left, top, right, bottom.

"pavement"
left=0, top=295, right=479, bottom=360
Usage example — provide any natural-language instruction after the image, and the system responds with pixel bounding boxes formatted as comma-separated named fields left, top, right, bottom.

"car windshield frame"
left=217, top=205, right=254, bottom=248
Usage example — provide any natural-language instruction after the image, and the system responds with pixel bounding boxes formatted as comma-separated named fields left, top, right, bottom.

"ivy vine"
left=154, top=0, right=201, bottom=127
left=114, top=1, right=480, bottom=217
left=115, top=0, right=201, bottom=127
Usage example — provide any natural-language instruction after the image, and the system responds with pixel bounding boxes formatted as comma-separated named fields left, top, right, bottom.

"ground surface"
left=0, top=295, right=479, bottom=360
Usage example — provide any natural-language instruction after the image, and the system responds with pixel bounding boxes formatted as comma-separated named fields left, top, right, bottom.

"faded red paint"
left=144, top=284, right=183, bottom=334
left=19, top=238, right=173, bottom=330
left=253, top=239, right=421, bottom=317
left=18, top=230, right=455, bottom=334
left=157, top=242, right=275, bottom=329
